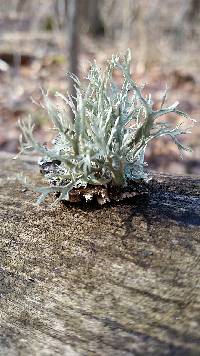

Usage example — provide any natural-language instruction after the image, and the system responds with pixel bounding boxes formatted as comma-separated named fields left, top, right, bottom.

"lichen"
left=18, top=50, right=195, bottom=205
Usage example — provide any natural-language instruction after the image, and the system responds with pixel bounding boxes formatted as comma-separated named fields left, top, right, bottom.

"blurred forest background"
left=0, top=0, right=199, bottom=174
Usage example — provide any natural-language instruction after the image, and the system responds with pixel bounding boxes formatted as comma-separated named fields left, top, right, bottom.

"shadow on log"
left=0, top=152, right=200, bottom=355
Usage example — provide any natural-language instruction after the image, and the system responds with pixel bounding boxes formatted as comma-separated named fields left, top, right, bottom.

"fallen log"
left=0, top=152, right=200, bottom=355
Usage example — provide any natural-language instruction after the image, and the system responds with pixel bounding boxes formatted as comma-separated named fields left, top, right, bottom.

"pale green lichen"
left=18, top=50, right=195, bottom=205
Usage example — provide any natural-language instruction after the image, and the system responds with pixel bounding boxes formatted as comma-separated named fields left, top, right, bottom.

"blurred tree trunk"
left=66, top=0, right=80, bottom=99
left=54, top=0, right=66, bottom=29
left=16, top=0, right=26, bottom=12
left=81, top=0, right=104, bottom=36
left=136, top=1, right=148, bottom=74
left=65, top=0, right=104, bottom=99
left=187, top=0, right=200, bottom=21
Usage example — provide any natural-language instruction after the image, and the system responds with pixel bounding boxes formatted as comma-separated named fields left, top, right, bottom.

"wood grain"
left=0, top=152, right=200, bottom=355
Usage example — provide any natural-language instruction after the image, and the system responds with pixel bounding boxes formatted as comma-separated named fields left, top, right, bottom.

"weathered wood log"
left=0, top=152, right=200, bottom=355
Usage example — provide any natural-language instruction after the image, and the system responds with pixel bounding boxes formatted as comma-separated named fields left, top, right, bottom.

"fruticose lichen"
left=18, top=50, right=194, bottom=205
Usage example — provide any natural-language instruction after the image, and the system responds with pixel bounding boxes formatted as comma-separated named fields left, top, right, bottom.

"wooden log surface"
left=0, top=152, right=200, bottom=355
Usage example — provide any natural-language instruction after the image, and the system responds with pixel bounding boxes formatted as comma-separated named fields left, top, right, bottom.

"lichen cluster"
left=18, top=50, right=194, bottom=204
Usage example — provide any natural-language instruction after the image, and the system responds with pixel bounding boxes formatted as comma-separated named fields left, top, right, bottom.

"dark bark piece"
left=39, top=159, right=149, bottom=204
left=0, top=152, right=200, bottom=356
